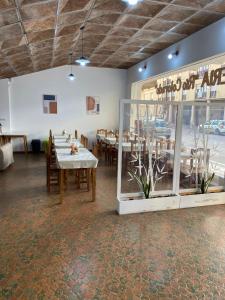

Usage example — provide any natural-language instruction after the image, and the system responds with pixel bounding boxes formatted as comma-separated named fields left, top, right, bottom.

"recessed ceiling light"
left=138, top=67, right=143, bottom=72
left=168, top=53, right=173, bottom=60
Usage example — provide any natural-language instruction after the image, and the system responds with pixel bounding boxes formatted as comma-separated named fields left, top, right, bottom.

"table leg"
left=23, top=136, right=28, bottom=153
left=91, top=168, right=96, bottom=202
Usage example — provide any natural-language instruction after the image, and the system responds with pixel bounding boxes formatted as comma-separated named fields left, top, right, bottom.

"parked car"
left=199, top=120, right=225, bottom=135
left=144, top=118, right=171, bottom=138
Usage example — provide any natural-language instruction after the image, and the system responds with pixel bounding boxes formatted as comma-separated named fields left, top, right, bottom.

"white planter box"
left=180, top=192, right=225, bottom=208
left=117, top=192, right=225, bottom=215
left=117, top=195, right=180, bottom=215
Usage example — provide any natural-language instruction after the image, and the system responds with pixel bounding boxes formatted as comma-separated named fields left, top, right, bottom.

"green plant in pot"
left=200, top=172, right=215, bottom=194
left=128, top=153, right=167, bottom=199
left=128, top=168, right=152, bottom=199
left=42, top=140, right=49, bottom=154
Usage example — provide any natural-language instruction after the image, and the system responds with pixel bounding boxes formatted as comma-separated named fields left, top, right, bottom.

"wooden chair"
left=106, top=130, right=115, bottom=138
left=75, top=169, right=90, bottom=191
left=180, top=148, right=210, bottom=188
left=105, top=131, right=115, bottom=164
left=81, top=135, right=88, bottom=148
left=46, top=138, right=59, bottom=192
left=97, top=129, right=107, bottom=136
left=74, top=135, right=90, bottom=190
left=92, top=143, right=99, bottom=159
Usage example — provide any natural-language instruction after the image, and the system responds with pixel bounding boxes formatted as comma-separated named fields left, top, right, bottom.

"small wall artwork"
left=86, top=96, right=100, bottom=115
left=43, top=94, right=57, bottom=114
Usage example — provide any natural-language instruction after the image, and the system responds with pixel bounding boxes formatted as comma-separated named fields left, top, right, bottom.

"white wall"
left=0, top=79, right=10, bottom=131
left=8, top=65, right=127, bottom=150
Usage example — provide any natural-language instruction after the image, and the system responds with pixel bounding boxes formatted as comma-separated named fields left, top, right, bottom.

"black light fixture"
left=168, top=50, right=179, bottom=60
left=138, top=64, right=147, bottom=73
left=68, top=53, right=75, bottom=81
left=76, top=26, right=90, bottom=67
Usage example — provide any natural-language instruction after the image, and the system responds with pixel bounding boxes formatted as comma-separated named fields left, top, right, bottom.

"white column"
left=206, top=101, right=210, bottom=121
left=168, top=103, right=173, bottom=123
left=190, top=105, right=195, bottom=127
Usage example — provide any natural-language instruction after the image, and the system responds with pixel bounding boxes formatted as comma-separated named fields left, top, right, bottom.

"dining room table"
left=104, top=136, right=117, bottom=145
left=54, top=139, right=84, bottom=149
left=55, top=148, right=98, bottom=202
left=161, top=149, right=192, bottom=160
left=0, top=131, right=28, bottom=153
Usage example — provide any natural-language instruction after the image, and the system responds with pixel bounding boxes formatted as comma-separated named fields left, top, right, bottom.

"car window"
left=156, top=120, right=166, bottom=127
left=211, top=121, right=218, bottom=125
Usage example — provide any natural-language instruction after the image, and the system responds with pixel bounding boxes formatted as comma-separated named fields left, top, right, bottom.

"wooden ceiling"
left=0, top=0, right=225, bottom=78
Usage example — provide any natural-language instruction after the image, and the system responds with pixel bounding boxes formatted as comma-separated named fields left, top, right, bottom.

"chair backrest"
left=191, top=148, right=210, bottom=172
left=131, top=140, right=146, bottom=155
left=106, top=130, right=115, bottom=137
left=85, top=137, right=88, bottom=148
left=115, top=133, right=129, bottom=143
left=97, top=129, right=107, bottom=136
left=81, top=134, right=88, bottom=148
left=75, top=130, right=78, bottom=139
left=92, top=143, right=98, bottom=158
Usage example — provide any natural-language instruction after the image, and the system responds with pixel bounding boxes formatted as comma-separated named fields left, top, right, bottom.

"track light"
left=138, top=64, right=147, bottom=73
left=168, top=50, right=179, bottom=60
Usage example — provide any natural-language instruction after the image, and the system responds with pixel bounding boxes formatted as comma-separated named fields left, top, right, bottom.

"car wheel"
left=215, top=128, right=220, bottom=135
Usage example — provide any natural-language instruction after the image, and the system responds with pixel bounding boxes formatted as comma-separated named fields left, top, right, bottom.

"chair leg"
left=87, top=169, right=90, bottom=191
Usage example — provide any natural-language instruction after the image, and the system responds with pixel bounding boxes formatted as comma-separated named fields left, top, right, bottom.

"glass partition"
left=117, top=99, right=225, bottom=200
left=118, top=100, right=178, bottom=199
left=180, top=102, right=225, bottom=193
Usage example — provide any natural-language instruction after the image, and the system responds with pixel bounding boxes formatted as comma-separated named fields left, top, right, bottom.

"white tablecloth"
left=161, top=149, right=191, bottom=160
left=56, top=148, right=98, bottom=169
left=0, top=143, right=14, bottom=170
left=104, top=137, right=116, bottom=145
left=115, top=142, right=142, bottom=152
left=96, top=134, right=105, bottom=141
left=54, top=139, right=83, bottom=149
left=53, top=134, right=69, bottom=139
left=0, top=131, right=27, bottom=136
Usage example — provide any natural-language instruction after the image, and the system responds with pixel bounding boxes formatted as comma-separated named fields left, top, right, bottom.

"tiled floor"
left=1, top=154, right=225, bottom=299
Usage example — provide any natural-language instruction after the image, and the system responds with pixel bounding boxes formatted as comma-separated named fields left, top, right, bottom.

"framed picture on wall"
left=43, top=94, right=57, bottom=114
left=86, top=96, right=100, bottom=115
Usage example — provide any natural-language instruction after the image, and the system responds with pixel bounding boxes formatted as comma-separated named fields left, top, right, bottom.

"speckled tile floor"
left=1, top=154, right=225, bottom=300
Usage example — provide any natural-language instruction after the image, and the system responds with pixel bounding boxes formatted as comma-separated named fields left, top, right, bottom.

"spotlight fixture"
left=76, top=26, right=90, bottom=67
left=168, top=50, right=179, bottom=60
left=122, top=0, right=142, bottom=5
left=138, top=64, right=147, bottom=73
left=68, top=53, right=75, bottom=81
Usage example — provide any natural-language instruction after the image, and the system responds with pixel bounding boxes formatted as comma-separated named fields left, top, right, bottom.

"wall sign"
left=86, top=96, right=100, bottom=115
left=155, top=67, right=225, bottom=95
left=43, top=94, right=57, bottom=114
